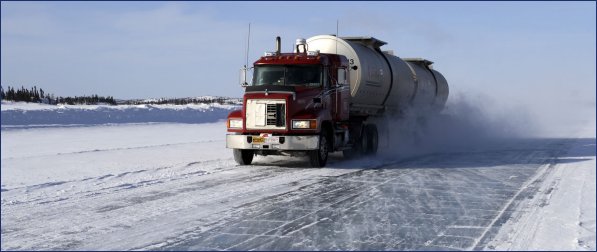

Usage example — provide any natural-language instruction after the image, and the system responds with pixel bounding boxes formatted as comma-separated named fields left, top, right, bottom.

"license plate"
left=265, top=137, right=279, bottom=144
left=252, top=136, right=279, bottom=144
left=252, top=136, right=265, bottom=143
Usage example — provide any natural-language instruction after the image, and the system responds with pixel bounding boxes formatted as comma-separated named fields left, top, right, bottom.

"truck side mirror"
left=337, top=68, right=348, bottom=85
left=239, top=66, right=251, bottom=87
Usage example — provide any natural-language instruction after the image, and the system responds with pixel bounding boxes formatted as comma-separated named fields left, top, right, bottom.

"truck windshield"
left=253, top=65, right=321, bottom=87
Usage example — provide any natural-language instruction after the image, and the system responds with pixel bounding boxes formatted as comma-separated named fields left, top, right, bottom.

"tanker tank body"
left=306, top=35, right=449, bottom=116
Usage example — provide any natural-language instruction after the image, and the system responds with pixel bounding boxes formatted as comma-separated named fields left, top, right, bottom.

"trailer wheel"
left=309, top=131, right=329, bottom=167
left=233, top=149, right=254, bottom=165
left=365, top=124, right=379, bottom=155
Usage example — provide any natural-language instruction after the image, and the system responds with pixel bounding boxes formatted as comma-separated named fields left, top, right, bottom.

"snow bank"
left=1, top=101, right=239, bottom=126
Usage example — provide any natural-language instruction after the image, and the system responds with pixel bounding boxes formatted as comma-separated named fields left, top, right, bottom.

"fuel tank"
left=306, top=35, right=449, bottom=115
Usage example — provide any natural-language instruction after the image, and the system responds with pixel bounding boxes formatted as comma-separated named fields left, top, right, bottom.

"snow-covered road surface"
left=1, top=122, right=595, bottom=250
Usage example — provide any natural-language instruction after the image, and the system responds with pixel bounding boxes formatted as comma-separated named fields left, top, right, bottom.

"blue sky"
left=1, top=1, right=595, bottom=108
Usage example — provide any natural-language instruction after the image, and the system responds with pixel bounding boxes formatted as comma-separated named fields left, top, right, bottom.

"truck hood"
left=245, top=85, right=322, bottom=103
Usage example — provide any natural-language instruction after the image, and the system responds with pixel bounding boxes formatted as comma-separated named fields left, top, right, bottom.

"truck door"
left=333, top=67, right=350, bottom=121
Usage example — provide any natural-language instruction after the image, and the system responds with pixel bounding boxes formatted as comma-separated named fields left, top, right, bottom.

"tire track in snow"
left=1, top=140, right=222, bottom=160
left=1, top=158, right=235, bottom=206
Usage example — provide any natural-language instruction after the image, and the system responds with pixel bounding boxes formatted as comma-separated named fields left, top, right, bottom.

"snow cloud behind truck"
left=226, top=35, right=449, bottom=167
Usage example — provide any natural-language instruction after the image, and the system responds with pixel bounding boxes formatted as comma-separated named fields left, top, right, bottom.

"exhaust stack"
left=275, top=36, right=281, bottom=54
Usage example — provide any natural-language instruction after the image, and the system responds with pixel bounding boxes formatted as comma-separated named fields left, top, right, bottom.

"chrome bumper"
left=226, top=134, right=319, bottom=150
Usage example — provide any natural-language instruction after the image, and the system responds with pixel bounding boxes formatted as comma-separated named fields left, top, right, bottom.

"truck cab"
left=225, top=34, right=444, bottom=168
left=226, top=38, right=351, bottom=167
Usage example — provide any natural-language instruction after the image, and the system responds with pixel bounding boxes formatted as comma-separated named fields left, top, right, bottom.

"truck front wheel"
left=309, top=132, right=329, bottom=167
left=233, top=149, right=254, bottom=165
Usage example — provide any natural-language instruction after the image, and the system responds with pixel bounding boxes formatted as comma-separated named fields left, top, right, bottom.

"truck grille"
left=245, top=99, right=286, bottom=130
left=266, top=104, right=286, bottom=127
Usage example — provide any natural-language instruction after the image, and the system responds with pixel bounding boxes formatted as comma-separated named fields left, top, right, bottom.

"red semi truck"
left=226, top=35, right=449, bottom=167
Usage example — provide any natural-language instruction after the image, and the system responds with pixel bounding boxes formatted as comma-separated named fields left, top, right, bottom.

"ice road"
left=1, top=121, right=595, bottom=250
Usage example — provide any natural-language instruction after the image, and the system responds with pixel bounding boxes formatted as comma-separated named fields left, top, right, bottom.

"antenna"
left=336, top=19, right=339, bottom=55
left=240, top=23, right=251, bottom=86
left=245, top=23, right=251, bottom=69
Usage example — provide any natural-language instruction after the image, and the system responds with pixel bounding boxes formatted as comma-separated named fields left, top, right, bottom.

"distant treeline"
left=121, top=97, right=241, bottom=105
left=0, top=85, right=241, bottom=106
left=1, top=85, right=116, bottom=105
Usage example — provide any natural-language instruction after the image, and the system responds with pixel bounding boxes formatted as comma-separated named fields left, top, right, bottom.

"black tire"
left=233, top=149, right=254, bottom=165
left=365, top=124, right=379, bottom=155
left=359, top=125, right=369, bottom=155
left=309, top=131, right=329, bottom=167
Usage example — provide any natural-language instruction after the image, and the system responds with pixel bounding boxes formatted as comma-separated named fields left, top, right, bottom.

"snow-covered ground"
left=1, top=102, right=595, bottom=250
left=488, top=136, right=596, bottom=250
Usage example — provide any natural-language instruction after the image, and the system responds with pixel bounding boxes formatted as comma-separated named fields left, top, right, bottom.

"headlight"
left=292, top=119, right=317, bottom=129
left=228, top=118, right=243, bottom=129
